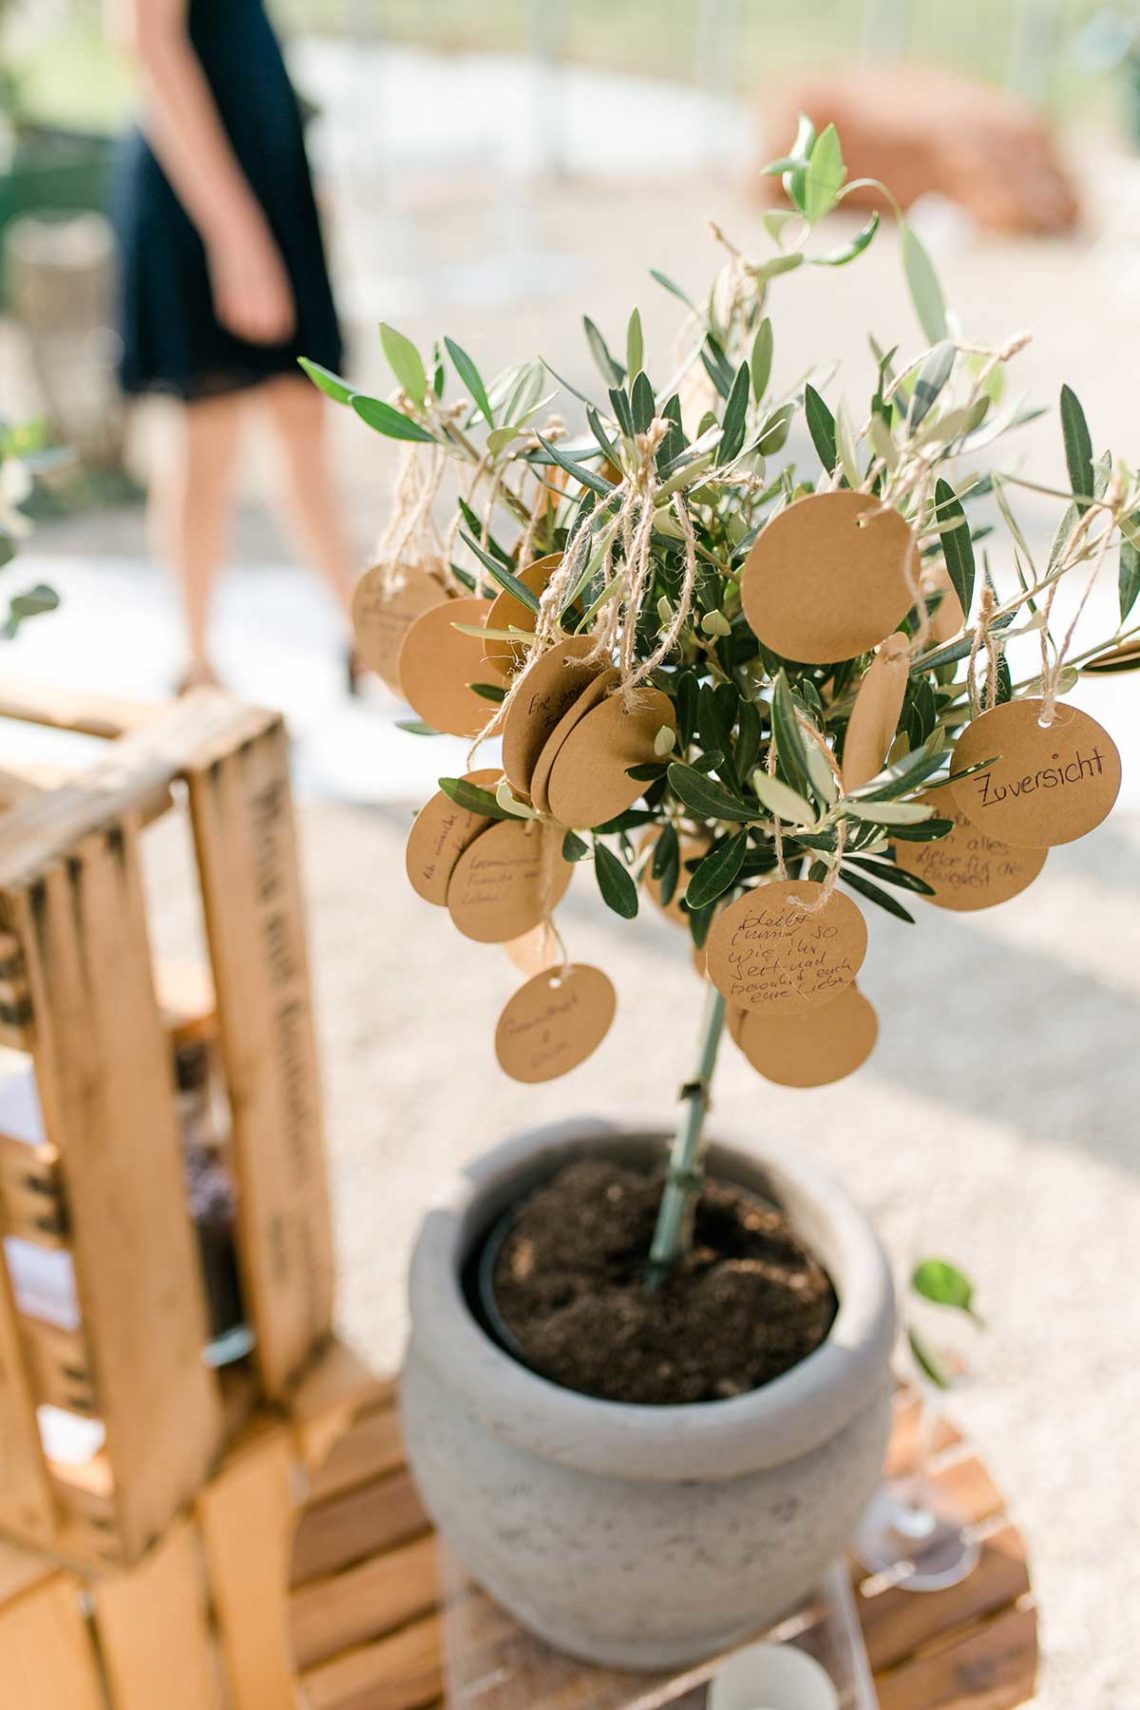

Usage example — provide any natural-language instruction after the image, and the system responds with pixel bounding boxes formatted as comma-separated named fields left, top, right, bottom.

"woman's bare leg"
left=153, top=393, right=245, bottom=683
left=260, top=375, right=356, bottom=622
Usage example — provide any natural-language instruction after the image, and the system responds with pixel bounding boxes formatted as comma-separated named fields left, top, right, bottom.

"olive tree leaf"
left=351, top=394, right=436, bottom=442
left=771, top=672, right=813, bottom=796
left=908, top=341, right=955, bottom=429
left=804, top=383, right=837, bottom=474
left=803, top=122, right=845, bottom=223
left=840, top=865, right=916, bottom=923
left=1120, top=535, right=1140, bottom=624
left=815, top=211, right=880, bottom=267
left=842, top=798, right=935, bottom=826
left=667, top=762, right=753, bottom=823
left=584, top=316, right=625, bottom=388
left=444, top=337, right=494, bottom=426
left=1060, top=383, right=1095, bottom=511
left=298, top=357, right=354, bottom=404
left=437, top=777, right=514, bottom=820
left=900, top=222, right=949, bottom=343
left=718, top=363, right=751, bottom=465
left=593, top=840, right=639, bottom=918
left=685, top=831, right=748, bottom=910
left=750, top=319, right=773, bottom=402
left=562, top=830, right=590, bottom=862
left=752, top=773, right=816, bottom=825
left=934, top=478, right=976, bottom=617
left=380, top=322, right=427, bottom=405
left=626, top=308, right=644, bottom=379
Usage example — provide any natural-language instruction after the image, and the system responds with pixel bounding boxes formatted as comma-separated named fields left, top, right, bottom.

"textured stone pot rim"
left=405, top=1115, right=896, bottom=1483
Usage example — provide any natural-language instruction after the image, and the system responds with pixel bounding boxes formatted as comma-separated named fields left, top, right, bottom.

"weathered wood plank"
left=291, top=1469, right=429, bottom=1588
left=299, top=1612, right=444, bottom=1710
left=197, top=1424, right=296, bottom=1710
left=93, top=1516, right=226, bottom=1710
left=10, top=830, right=220, bottom=1558
left=291, top=1533, right=440, bottom=1672
left=187, top=718, right=334, bottom=1399
left=0, top=1574, right=104, bottom=1710
left=875, top=1603, right=1038, bottom=1710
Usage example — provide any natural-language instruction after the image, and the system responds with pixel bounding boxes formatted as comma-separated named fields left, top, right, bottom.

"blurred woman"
left=112, top=0, right=359, bottom=690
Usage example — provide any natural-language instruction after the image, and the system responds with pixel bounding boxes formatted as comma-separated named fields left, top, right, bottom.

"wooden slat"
left=197, top=1424, right=296, bottom=1710
left=0, top=680, right=163, bottom=741
left=9, top=825, right=221, bottom=1560
left=291, top=1533, right=440, bottom=1672
left=0, top=1213, right=57, bottom=1544
left=20, top=1315, right=94, bottom=1413
left=0, top=1137, right=67, bottom=1247
left=308, top=1404, right=406, bottom=1504
left=93, top=1515, right=227, bottom=1710
left=291, top=1469, right=429, bottom=1587
left=0, top=932, right=33, bottom=1048
left=0, top=1574, right=104, bottom=1710
left=0, top=1537, right=56, bottom=1607
left=300, top=1611, right=444, bottom=1710
left=290, top=1339, right=396, bottom=1474
left=187, top=716, right=334, bottom=1399
left=0, top=688, right=269, bottom=895
left=859, top=1524, right=1030, bottom=1675
left=875, top=1603, right=1038, bottom=1710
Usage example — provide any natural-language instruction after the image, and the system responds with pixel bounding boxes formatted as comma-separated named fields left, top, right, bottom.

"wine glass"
left=854, top=1257, right=982, bottom=1593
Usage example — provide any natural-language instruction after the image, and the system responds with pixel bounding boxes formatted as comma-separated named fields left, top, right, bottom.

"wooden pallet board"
left=286, top=1388, right=1037, bottom=1710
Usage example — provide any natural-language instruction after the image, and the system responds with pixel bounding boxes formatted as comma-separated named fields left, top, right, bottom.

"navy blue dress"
left=114, top=0, right=342, bottom=399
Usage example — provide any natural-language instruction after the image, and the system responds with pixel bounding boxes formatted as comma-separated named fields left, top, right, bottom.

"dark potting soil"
left=490, top=1159, right=837, bottom=1406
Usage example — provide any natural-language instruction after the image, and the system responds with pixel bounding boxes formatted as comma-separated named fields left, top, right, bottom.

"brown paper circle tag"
left=547, top=686, right=677, bottom=830
left=500, top=637, right=605, bottom=796
left=741, top=491, right=917, bottom=664
left=727, top=983, right=878, bottom=1086
left=950, top=698, right=1122, bottom=848
left=495, top=963, right=616, bottom=1083
left=352, top=562, right=446, bottom=691
left=893, top=783, right=1047, bottom=911
left=504, top=922, right=560, bottom=976
left=705, top=880, right=867, bottom=1014
left=841, top=632, right=910, bottom=792
left=405, top=768, right=501, bottom=906
left=447, top=819, right=571, bottom=943
left=397, top=597, right=495, bottom=738
left=484, top=554, right=562, bottom=678
left=529, top=668, right=620, bottom=816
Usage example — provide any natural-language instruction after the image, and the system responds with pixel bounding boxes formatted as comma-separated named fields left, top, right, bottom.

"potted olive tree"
left=304, top=123, right=1137, bottom=1668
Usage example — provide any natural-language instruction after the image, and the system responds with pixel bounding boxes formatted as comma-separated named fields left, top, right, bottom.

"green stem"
left=644, top=983, right=728, bottom=1289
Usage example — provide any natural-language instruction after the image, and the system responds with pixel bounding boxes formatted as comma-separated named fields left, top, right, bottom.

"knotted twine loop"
left=469, top=419, right=681, bottom=763
left=966, top=584, right=1000, bottom=718
left=531, top=818, right=571, bottom=975
left=375, top=444, right=447, bottom=592
left=1037, top=474, right=1123, bottom=727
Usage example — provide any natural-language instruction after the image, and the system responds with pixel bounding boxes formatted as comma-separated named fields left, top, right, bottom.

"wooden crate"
left=0, top=685, right=334, bottom=1568
left=0, top=1338, right=385, bottom=1710
left=286, top=1386, right=1038, bottom=1710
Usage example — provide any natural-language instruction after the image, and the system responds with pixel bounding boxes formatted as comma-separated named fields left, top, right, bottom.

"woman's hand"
left=207, top=209, right=295, bottom=345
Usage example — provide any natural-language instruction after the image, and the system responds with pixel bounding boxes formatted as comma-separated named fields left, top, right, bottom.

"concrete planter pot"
left=401, top=1120, right=896, bottom=1671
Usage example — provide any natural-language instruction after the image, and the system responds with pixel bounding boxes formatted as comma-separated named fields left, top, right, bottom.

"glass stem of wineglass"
left=894, top=1386, right=939, bottom=1541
